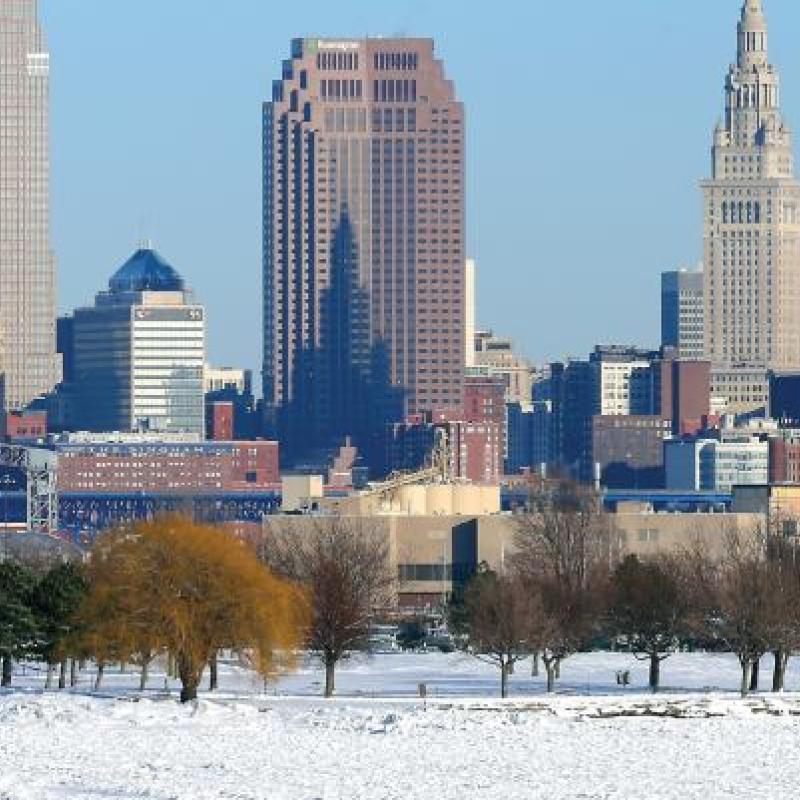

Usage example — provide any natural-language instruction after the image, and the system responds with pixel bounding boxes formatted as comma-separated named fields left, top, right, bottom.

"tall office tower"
left=0, top=0, right=60, bottom=413
left=263, top=39, right=465, bottom=464
left=69, top=248, right=206, bottom=436
left=464, top=259, right=476, bottom=368
left=661, top=269, right=705, bottom=360
left=702, top=0, right=800, bottom=371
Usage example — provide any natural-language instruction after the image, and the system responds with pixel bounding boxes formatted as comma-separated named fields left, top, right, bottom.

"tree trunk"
left=545, top=662, right=557, bottom=694
left=555, top=661, right=561, bottom=679
left=500, top=661, right=509, bottom=699
left=531, top=651, right=540, bottom=677
left=178, top=654, right=200, bottom=703
left=324, top=658, right=336, bottom=698
left=740, top=659, right=751, bottom=698
left=180, top=680, right=198, bottom=703
left=70, top=659, right=77, bottom=688
left=139, top=657, right=150, bottom=692
left=58, top=660, right=67, bottom=690
left=45, top=663, right=55, bottom=689
left=772, top=650, right=788, bottom=693
left=649, top=654, right=661, bottom=693
left=1, top=655, right=12, bottom=687
left=749, top=657, right=760, bottom=692
left=94, top=662, right=105, bottom=691
left=209, top=653, right=218, bottom=691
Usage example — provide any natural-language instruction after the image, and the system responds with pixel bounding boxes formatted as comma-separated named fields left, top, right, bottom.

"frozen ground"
left=2, top=652, right=800, bottom=799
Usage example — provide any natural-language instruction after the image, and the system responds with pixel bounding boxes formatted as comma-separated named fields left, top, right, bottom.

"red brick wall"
left=463, top=376, right=506, bottom=425
left=207, top=402, right=234, bottom=441
left=57, top=441, right=280, bottom=493
left=770, top=439, right=800, bottom=484
left=448, top=420, right=502, bottom=484
left=4, top=411, right=47, bottom=441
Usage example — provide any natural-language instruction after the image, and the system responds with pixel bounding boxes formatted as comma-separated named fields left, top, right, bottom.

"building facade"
left=464, top=258, right=476, bottom=369
left=591, top=416, right=671, bottom=490
left=263, top=38, right=465, bottom=464
left=769, top=371, right=800, bottom=424
left=56, top=435, right=280, bottom=494
left=710, top=365, right=770, bottom=414
left=0, top=0, right=61, bottom=413
left=665, top=436, right=769, bottom=493
left=661, top=269, right=704, bottom=360
left=472, top=330, right=535, bottom=409
left=69, top=248, right=205, bottom=436
left=702, top=0, right=800, bottom=371
left=769, top=434, right=800, bottom=484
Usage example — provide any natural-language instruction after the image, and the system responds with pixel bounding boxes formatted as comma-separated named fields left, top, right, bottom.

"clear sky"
left=40, top=0, right=800, bottom=376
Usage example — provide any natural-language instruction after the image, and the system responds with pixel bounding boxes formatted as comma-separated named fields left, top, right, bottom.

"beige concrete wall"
left=263, top=509, right=768, bottom=607
left=613, top=511, right=763, bottom=561
left=281, top=475, right=324, bottom=512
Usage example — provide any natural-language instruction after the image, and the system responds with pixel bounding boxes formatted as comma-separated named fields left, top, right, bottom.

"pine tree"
left=31, top=562, right=87, bottom=688
left=0, top=562, right=37, bottom=687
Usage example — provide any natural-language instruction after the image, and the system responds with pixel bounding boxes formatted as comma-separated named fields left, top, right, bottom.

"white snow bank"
left=1, top=688, right=799, bottom=799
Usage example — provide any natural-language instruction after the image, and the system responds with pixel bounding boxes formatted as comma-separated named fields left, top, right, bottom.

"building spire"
left=738, top=0, right=768, bottom=68
left=743, top=0, right=764, bottom=16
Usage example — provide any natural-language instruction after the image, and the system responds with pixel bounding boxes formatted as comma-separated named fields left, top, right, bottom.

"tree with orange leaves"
left=77, top=515, right=308, bottom=702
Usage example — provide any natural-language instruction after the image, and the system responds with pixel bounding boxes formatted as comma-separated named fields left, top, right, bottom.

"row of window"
left=316, top=52, right=358, bottom=71
left=373, top=52, right=419, bottom=71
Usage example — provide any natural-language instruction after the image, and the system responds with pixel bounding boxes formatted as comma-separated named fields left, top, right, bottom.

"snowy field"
left=2, top=652, right=800, bottom=799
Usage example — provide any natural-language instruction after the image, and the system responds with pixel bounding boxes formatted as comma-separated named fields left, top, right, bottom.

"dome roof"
left=109, top=248, right=185, bottom=293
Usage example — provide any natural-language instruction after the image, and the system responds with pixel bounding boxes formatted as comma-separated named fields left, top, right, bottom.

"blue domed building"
left=66, top=247, right=206, bottom=435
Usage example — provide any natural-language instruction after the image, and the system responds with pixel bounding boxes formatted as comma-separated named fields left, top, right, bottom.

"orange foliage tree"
left=77, top=515, right=308, bottom=702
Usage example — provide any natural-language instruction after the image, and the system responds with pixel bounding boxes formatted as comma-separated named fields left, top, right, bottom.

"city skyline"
left=36, top=0, right=800, bottom=375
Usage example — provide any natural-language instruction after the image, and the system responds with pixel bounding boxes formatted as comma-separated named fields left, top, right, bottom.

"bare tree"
left=260, top=517, right=395, bottom=698
left=453, top=566, right=538, bottom=698
left=513, top=481, right=612, bottom=693
left=686, top=526, right=772, bottom=697
left=763, top=521, right=800, bottom=692
left=607, top=554, right=689, bottom=692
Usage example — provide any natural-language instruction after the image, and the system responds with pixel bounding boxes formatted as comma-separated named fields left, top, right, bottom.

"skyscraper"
left=661, top=269, right=704, bottom=360
left=0, top=0, right=60, bottom=413
left=464, top=258, right=476, bottom=368
left=263, top=39, right=465, bottom=465
left=68, top=248, right=206, bottom=436
left=702, top=0, right=800, bottom=371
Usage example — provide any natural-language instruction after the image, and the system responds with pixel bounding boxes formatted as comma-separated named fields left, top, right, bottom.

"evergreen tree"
left=0, top=562, right=37, bottom=687
left=31, top=562, right=87, bottom=688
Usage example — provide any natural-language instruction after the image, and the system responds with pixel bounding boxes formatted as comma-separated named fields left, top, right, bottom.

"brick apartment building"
left=57, top=440, right=280, bottom=494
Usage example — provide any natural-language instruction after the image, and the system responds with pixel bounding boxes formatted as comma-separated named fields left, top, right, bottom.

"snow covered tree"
left=454, top=566, right=539, bottom=698
left=260, top=518, right=394, bottom=697
left=77, top=516, right=308, bottom=703
left=0, top=562, right=37, bottom=686
left=608, top=555, right=689, bottom=692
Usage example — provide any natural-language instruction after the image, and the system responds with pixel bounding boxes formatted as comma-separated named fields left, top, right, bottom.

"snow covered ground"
left=2, top=652, right=800, bottom=799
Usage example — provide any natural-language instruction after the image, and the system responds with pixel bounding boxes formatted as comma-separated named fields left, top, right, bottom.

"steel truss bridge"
left=58, top=491, right=281, bottom=545
left=0, top=445, right=58, bottom=536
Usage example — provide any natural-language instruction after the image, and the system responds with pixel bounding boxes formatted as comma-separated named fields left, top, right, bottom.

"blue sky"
left=41, top=0, right=800, bottom=375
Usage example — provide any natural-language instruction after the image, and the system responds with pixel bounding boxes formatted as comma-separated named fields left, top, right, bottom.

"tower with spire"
left=702, top=0, right=800, bottom=378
